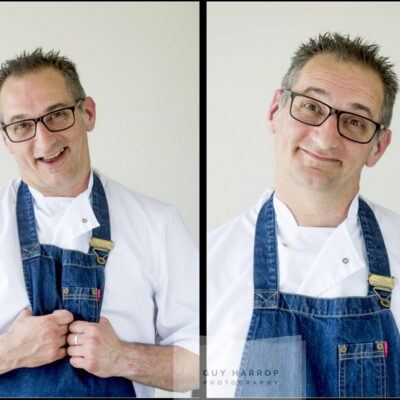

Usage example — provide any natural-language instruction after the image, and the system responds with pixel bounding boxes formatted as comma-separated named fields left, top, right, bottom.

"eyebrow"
left=301, top=87, right=374, bottom=119
left=8, top=102, right=70, bottom=123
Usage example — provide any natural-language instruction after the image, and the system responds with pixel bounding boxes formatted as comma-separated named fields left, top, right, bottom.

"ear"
left=267, top=89, right=283, bottom=134
left=365, top=129, right=391, bottom=167
left=1, top=130, right=13, bottom=154
left=81, top=96, right=96, bottom=132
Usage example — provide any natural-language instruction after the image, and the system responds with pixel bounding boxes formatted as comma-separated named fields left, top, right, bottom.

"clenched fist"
left=0, top=308, right=74, bottom=374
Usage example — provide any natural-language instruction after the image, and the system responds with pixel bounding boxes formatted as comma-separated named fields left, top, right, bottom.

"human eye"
left=50, top=110, right=67, bottom=119
left=343, top=115, right=366, bottom=129
left=303, top=102, right=320, bottom=112
left=8, top=120, right=34, bottom=139
left=348, top=118, right=364, bottom=127
left=12, top=120, right=34, bottom=132
left=15, top=122, right=30, bottom=130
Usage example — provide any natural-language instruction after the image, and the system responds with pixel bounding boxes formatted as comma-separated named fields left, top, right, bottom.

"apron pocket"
left=62, top=286, right=100, bottom=323
left=338, top=341, right=386, bottom=398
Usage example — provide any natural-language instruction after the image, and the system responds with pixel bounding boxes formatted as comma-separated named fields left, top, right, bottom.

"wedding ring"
left=74, top=334, right=79, bottom=346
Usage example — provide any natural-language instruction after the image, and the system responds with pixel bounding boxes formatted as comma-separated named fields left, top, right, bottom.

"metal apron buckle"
left=89, top=237, right=114, bottom=265
left=369, top=273, right=395, bottom=308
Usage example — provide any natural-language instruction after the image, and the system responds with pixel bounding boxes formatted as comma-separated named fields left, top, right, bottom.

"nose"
left=311, top=112, right=341, bottom=150
left=33, top=120, right=57, bottom=148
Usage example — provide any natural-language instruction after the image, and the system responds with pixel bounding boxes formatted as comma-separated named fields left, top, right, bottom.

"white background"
left=208, top=1, right=400, bottom=231
left=0, top=2, right=198, bottom=397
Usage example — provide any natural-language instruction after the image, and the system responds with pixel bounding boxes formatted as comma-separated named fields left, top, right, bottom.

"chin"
left=293, top=168, right=336, bottom=190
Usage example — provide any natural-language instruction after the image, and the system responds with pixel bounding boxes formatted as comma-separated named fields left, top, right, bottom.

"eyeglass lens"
left=291, top=95, right=376, bottom=143
left=6, top=108, right=75, bottom=142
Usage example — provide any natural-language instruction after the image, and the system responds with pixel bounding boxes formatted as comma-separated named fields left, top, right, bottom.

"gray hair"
left=0, top=48, right=86, bottom=121
left=280, top=32, right=399, bottom=137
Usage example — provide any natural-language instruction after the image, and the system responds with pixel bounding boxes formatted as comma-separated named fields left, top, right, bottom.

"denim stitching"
left=276, top=306, right=389, bottom=318
left=21, top=246, right=40, bottom=254
left=63, top=296, right=97, bottom=300
left=94, top=298, right=98, bottom=321
left=78, top=287, right=82, bottom=315
left=254, top=291, right=278, bottom=308
left=344, top=359, right=346, bottom=397
left=340, top=350, right=383, bottom=356
left=383, top=354, right=386, bottom=397
left=379, top=355, right=382, bottom=397
left=21, top=254, right=98, bottom=268
left=64, top=263, right=100, bottom=268
left=338, top=355, right=385, bottom=361
left=361, top=344, right=363, bottom=397
left=22, top=264, right=34, bottom=310
left=338, top=358, right=341, bottom=397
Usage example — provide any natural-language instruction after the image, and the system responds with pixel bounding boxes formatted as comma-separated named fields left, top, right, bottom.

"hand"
left=1, top=308, right=73, bottom=371
left=67, top=317, right=126, bottom=378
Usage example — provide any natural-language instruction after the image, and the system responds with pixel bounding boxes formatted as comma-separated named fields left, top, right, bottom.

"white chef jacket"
left=0, top=169, right=199, bottom=398
left=207, top=188, right=400, bottom=397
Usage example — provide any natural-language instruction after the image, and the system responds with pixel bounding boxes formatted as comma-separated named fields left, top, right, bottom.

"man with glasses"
left=0, top=48, right=198, bottom=397
left=208, top=32, right=400, bottom=397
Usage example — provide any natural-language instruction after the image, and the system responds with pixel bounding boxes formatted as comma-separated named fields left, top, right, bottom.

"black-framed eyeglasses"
left=283, top=90, right=384, bottom=144
left=1, top=98, right=85, bottom=143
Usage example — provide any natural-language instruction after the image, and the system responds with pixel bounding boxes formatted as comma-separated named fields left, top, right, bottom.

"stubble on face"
left=0, top=68, right=93, bottom=197
left=274, top=53, right=384, bottom=197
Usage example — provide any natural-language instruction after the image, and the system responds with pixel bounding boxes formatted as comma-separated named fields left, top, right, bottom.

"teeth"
left=43, top=147, right=65, bottom=160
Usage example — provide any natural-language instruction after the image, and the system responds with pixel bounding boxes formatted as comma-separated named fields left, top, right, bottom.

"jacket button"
left=92, top=289, right=98, bottom=295
left=377, top=342, right=383, bottom=350
left=339, top=344, right=347, bottom=353
left=63, top=288, right=69, bottom=294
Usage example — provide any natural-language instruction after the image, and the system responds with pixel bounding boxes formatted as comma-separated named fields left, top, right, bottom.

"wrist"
left=0, top=332, right=18, bottom=374
left=113, top=341, right=138, bottom=380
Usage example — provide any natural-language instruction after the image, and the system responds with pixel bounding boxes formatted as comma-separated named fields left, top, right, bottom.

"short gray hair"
left=280, top=32, right=399, bottom=135
left=0, top=48, right=85, bottom=121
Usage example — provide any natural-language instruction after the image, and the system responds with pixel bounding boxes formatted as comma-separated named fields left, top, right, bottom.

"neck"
left=275, top=179, right=358, bottom=228
left=26, top=169, right=92, bottom=198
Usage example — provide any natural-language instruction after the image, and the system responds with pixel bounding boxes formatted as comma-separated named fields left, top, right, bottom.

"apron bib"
left=235, top=194, right=400, bottom=398
left=0, top=173, right=136, bottom=397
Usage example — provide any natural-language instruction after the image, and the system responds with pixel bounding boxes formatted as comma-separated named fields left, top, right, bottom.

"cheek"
left=276, top=122, right=308, bottom=152
left=12, top=144, right=34, bottom=165
left=344, top=144, right=371, bottom=169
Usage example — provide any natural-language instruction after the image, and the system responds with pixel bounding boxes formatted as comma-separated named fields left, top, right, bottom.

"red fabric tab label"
left=97, top=289, right=101, bottom=302
left=384, top=341, right=388, bottom=358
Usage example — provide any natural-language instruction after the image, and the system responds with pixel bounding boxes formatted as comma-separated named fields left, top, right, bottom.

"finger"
left=52, top=309, right=74, bottom=325
left=67, top=344, right=84, bottom=357
left=69, top=356, right=86, bottom=370
left=58, top=324, right=71, bottom=336
left=17, top=308, right=33, bottom=319
left=69, top=320, right=91, bottom=333
left=55, top=333, right=69, bottom=347
left=54, top=347, right=69, bottom=362
left=49, top=322, right=70, bottom=338
left=23, top=308, right=33, bottom=316
left=67, top=333, right=84, bottom=347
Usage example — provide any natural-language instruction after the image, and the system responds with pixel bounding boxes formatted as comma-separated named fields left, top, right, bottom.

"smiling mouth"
left=37, top=147, right=67, bottom=164
left=300, top=148, right=340, bottom=163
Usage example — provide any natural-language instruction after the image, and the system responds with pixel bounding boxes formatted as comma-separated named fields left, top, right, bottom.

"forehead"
left=292, top=53, right=384, bottom=117
left=0, top=68, right=73, bottom=119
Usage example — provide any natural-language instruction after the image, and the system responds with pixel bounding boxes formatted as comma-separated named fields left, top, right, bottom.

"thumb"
left=18, top=308, right=33, bottom=319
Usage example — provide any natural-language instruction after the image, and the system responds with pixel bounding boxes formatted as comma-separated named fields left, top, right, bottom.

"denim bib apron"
left=0, top=173, right=136, bottom=397
left=235, top=194, right=400, bottom=398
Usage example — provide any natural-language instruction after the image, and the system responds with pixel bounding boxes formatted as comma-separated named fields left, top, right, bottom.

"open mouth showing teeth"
left=38, top=147, right=67, bottom=163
